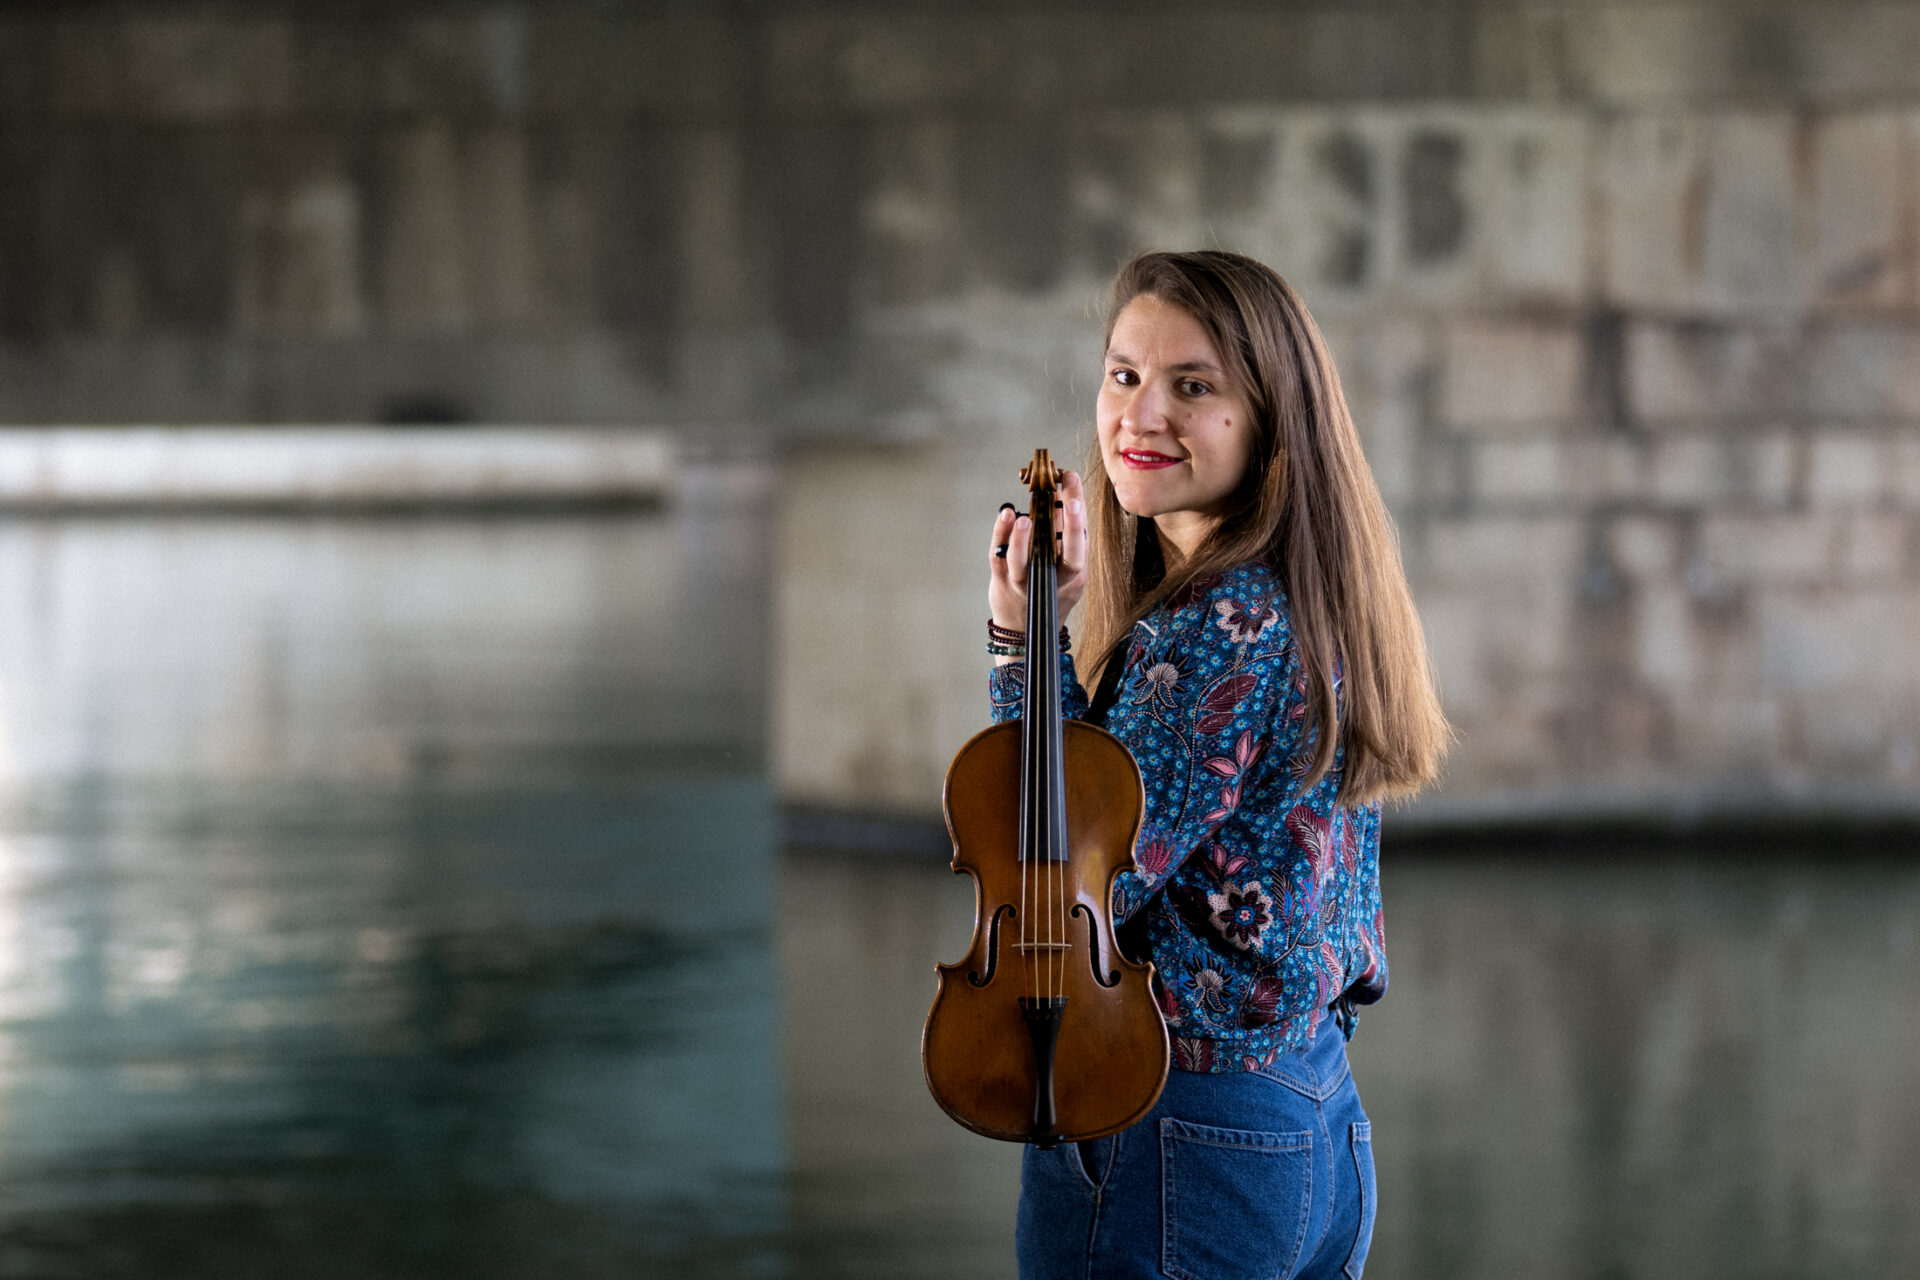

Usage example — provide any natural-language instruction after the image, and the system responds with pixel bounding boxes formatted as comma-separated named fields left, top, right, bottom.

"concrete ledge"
left=0, top=427, right=676, bottom=511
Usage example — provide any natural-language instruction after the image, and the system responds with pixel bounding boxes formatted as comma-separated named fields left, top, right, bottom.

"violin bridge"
left=1015, top=941, right=1071, bottom=953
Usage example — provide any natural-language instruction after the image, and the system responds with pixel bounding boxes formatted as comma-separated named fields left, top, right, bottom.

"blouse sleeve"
left=987, top=650, right=1091, bottom=724
left=1109, top=596, right=1310, bottom=922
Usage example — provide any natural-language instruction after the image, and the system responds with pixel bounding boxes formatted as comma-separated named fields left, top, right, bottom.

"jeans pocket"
left=1074, top=1134, right=1114, bottom=1190
left=1343, top=1121, right=1376, bottom=1279
left=1160, top=1118, right=1313, bottom=1280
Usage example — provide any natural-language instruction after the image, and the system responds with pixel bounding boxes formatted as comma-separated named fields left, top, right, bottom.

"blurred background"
left=1, top=1, right=1918, bottom=1277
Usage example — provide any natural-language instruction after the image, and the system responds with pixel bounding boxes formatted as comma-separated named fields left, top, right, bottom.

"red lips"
left=1120, top=449, right=1183, bottom=470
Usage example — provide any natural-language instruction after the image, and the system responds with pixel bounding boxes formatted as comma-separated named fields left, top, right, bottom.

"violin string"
left=1025, top=499, right=1036, bottom=1008
left=1037, top=505, right=1048, bottom=1007
left=1052, top=514, right=1067, bottom=1005
left=1055, top=771, right=1064, bottom=1002
left=1055, top=511, right=1064, bottom=1003
left=1052, top=514, right=1067, bottom=1013
left=1052, top=679, right=1067, bottom=1013
left=1023, top=629, right=1032, bottom=1007
left=1052, top=782, right=1067, bottom=997
left=1020, top=759, right=1029, bottom=1005
left=1037, top=499, right=1050, bottom=1007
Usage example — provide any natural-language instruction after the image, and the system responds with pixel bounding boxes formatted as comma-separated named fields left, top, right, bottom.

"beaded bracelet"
left=986, top=619, right=1071, bottom=655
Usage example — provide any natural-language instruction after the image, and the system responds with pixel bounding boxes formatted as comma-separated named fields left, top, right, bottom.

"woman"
left=986, top=250, right=1447, bottom=1279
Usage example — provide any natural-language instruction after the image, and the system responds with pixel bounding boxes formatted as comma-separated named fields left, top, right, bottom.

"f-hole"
left=1072, top=904, right=1121, bottom=987
left=969, top=904, right=1016, bottom=987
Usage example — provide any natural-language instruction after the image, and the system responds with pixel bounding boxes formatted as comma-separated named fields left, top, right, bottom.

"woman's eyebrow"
left=1104, top=351, right=1224, bottom=376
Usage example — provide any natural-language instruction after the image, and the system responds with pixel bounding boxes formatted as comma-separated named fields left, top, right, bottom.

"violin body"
left=926, top=717, right=1168, bottom=1143
left=921, top=448, right=1170, bottom=1146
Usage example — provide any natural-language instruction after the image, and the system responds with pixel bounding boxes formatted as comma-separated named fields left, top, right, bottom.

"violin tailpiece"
left=1018, top=995, right=1068, bottom=1147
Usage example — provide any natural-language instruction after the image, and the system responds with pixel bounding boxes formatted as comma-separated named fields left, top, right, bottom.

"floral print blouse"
left=989, top=561, right=1387, bottom=1074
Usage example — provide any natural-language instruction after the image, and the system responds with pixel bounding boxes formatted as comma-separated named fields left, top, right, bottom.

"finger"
left=1007, top=514, right=1033, bottom=588
left=990, top=503, right=1017, bottom=573
left=1039, top=472, right=1079, bottom=574
left=1062, top=494, right=1088, bottom=574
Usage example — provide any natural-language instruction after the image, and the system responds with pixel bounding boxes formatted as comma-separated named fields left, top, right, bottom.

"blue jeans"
left=1016, top=1015, right=1375, bottom=1280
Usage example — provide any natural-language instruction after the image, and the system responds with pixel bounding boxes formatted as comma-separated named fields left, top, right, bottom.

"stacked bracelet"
left=986, top=619, right=1072, bottom=657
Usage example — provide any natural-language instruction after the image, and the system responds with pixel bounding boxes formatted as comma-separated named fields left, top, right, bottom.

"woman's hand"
left=988, top=470, right=1088, bottom=656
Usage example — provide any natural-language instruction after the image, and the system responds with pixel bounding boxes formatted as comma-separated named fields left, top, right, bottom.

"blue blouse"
left=989, top=561, right=1387, bottom=1073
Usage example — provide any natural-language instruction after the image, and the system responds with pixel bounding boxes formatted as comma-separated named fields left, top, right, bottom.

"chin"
left=1111, top=486, right=1176, bottom=521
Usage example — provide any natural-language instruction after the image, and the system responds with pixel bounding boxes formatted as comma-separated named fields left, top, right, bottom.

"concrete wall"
left=748, top=6, right=1920, bottom=821
left=9, top=2, right=1920, bottom=435
left=5, top=3, right=1919, bottom=819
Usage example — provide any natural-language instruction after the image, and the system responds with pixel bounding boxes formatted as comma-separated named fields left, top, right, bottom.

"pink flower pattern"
left=1207, top=880, right=1275, bottom=949
left=1214, top=596, right=1280, bottom=644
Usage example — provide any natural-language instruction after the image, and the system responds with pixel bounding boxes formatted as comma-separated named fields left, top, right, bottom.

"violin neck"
left=1021, top=497, right=1068, bottom=865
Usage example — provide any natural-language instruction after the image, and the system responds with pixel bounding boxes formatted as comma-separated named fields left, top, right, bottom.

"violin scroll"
left=1020, top=449, right=1062, bottom=496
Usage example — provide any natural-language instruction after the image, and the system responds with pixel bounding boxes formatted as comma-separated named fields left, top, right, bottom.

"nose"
left=1118, top=379, right=1171, bottom=435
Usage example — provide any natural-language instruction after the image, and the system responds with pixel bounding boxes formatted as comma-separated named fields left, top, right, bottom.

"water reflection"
left=0, top=464, right=789, bottom=1277
left=1360, top=853, right=1920, bottom=1280
left=0, top=472, right=767, bottom=781
left=782, top=846, right=1920, bottom=1280
left=0, top=475, right=1915, bottom=1278
left=0, top=775, right=784, bottom=1278
left=779, top=853, right=1020, bottom=1280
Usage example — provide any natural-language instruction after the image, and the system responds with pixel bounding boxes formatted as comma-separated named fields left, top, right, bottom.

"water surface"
left=1, top=474, right=1916, bottom=1278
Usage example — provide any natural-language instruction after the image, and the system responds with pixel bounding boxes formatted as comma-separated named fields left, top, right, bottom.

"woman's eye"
left=1179, top=379, right=1211, bottom=397
left=1108, top=368, right=1137, bottom=386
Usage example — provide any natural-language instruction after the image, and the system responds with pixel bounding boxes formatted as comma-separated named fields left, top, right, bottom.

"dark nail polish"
left=998, top=503, right=1015, bottom=513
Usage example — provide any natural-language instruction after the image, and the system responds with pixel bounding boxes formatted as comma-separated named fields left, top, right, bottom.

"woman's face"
left=1097, top=294, right=1256, bottom=556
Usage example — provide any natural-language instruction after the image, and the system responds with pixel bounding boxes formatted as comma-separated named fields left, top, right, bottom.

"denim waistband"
left=1245, top=1009, right=1352, bottom=1102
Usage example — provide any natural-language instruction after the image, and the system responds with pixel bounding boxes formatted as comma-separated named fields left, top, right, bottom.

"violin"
left=922, top=449, right=1170, bottom=1147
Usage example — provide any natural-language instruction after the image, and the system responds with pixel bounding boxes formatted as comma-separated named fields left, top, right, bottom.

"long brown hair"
left=1078, top=250, right=1448, bottom=804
